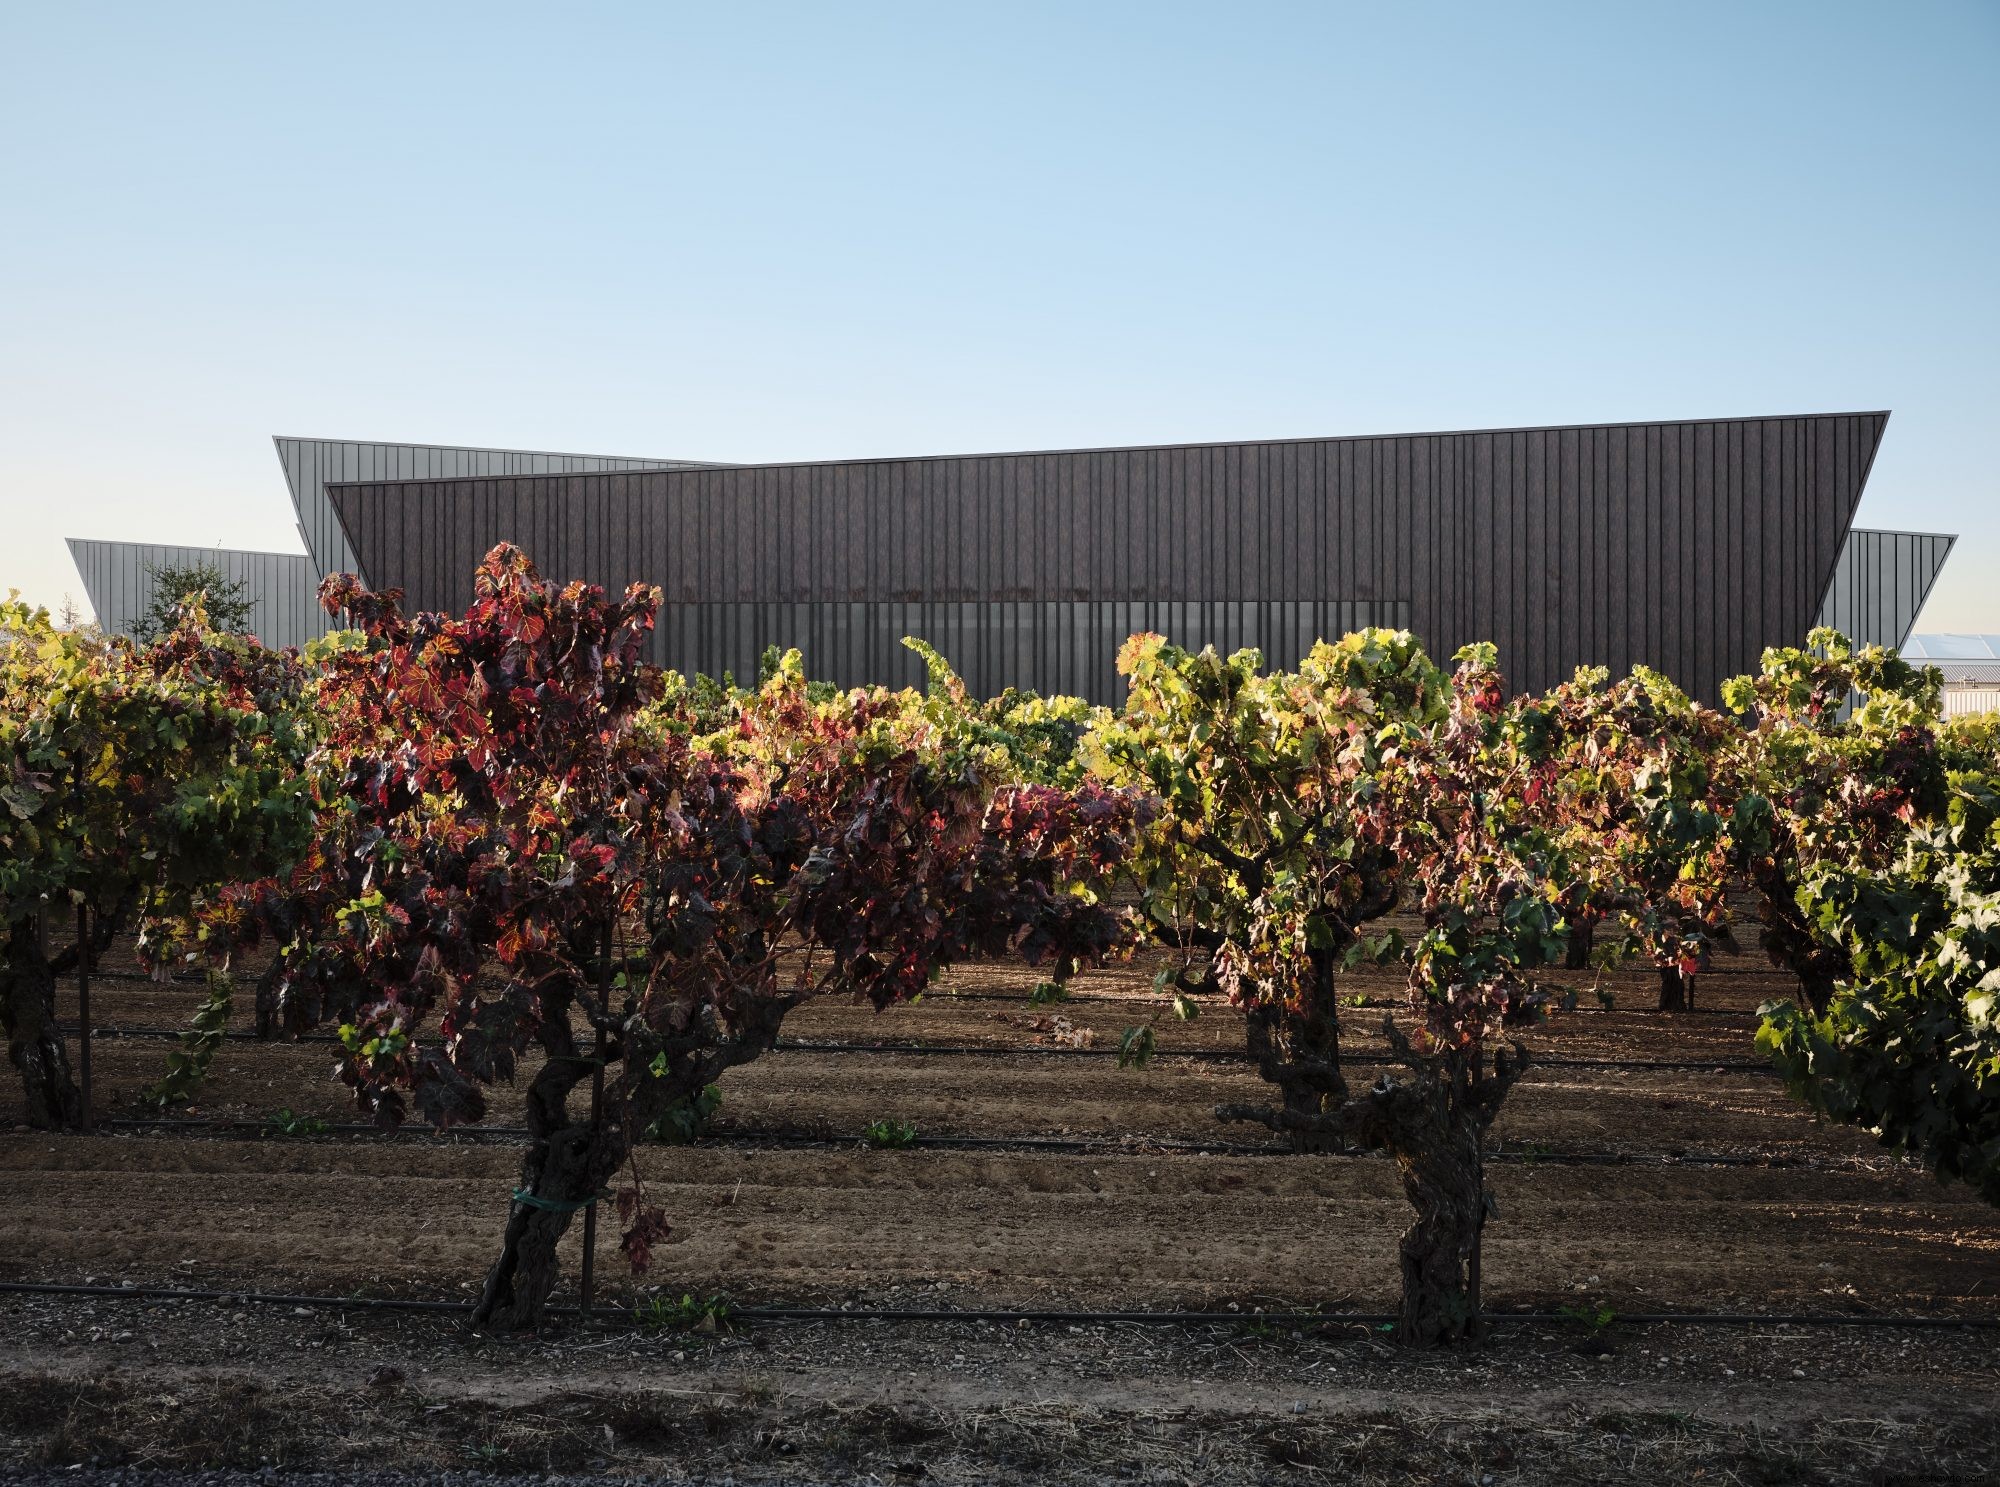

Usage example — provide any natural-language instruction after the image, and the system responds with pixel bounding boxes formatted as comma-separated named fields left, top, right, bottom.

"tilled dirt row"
left=8, top=947, right=2000, bottom=1481
left=35, top=954, right=1853, bottom=1154
left=56, top=988, right=1778, bottom=1064
left=52, top=956, right=1801, bottom=1058
left=2, top=1135, right=1992, bottom=1314
left=13, top=1034, right=1889, bottom=1162
left=6, top=951, right=1997, bottom=1322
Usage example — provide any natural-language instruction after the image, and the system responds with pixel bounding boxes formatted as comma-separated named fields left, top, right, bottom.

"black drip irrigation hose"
left=70, top=1024, right=340, bottom=1045
left=55, top=1024, right=1780, bottom=1075
left=780, top=1038, right=1247, bottom=1063
left=780, top=1038, right=1778, bottom=1073
left=79, top=1115, right=1900, bottom=1174
left=939, top=991, right=1761, bottom=1020
left=56, top=968, right=212, bottom=985
left=1533, top=1058, right=1775, bottom=1073
left=97, top=1116, right=1268, bottom=1151
left=54, top=975, right=1768, bottom=1023
left=1, top=1280, right=1993, bottom=1332
left=64, top=974, right=1769, bottom=1019
left=100, top=1115, right=535, bottom=1144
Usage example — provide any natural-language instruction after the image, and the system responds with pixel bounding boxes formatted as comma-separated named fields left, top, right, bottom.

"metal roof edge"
left=271, top=434, right=726, bottom=467
left=319, top=412, right=1900, bottom=491
left=65, top=536, right=314, bottom=562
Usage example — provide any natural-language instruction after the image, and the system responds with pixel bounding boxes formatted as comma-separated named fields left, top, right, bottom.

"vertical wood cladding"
left=271, top=436, right=717, bottom=624
left=328, top=413, right=1890, bottom=703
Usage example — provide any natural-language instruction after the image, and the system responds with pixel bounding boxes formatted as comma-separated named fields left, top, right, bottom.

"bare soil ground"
left=4, top=946, right=1999, bottom=1482
left=4, top=1295, right=1998, bottom=1485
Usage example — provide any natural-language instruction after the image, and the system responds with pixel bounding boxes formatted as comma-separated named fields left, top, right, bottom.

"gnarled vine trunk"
left=1562, top=916, right=1597, bottom=971
left=1793, top=963, right=1840, bottom=1017
left=472, top=1088, right=629, bottom=1331
left=1657, top=965, right=1693, bottom=1012
left=470, top=984, right=800, bottom=1332
left=250, top=957, right=286, bottom=1039
left=472, top=982, right=628, bottom=1332
left=1746, top=853, right=1852, bottom=1015
left=1155, top=868, right=1393, bottom=1156
left=1749, top=862, right=1848, bottom=1014
left=1242, top=947, right=1346, bottom=1152
left=2, top=922, right=83, bottom=1129
left=1386, top=1066, right=1491, bottom=1346
left=1219, top=1019, right=1522, bottom=1347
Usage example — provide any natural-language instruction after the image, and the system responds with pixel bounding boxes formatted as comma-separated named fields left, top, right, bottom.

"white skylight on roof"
left=1904, top=634, right=2000, bottom=660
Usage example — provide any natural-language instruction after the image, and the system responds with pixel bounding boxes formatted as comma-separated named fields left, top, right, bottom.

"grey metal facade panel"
left=1812, top=528, right=1956, bottom=654
left=65, top=539, right=322, bottom=650
left=62, top=439, right=721, bottom=654
left=1931, top=663, right=2000, bottom=685
left=328, top=413, right=1892, bottom=705
left=271, top=436, right=724, bottom=599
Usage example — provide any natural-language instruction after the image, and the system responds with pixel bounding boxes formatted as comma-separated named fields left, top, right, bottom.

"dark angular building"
left=67, top=438, right=716, bottom=650
left=323, top=411, right=1948, bottom=704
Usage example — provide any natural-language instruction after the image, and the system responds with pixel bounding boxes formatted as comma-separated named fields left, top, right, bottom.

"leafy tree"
left=135, top=560, right=255, bottom=642
left=1757, top=756, right=2000, bottom=1202
left=1083, top=629, right=1448, bottom=1145
left=1356, top=644, right=1586, bottom=1338
left=220, top=546, right=1146, bottom=1329
left=1534, top=666, right=1739, bottom=1011
left=1085, top=632, right=1582, bottom=1343
left=1944, top=710, right=2000, bottom=756
left=1728, top=632, right=2000, bottom=1199
left=0, top=598, right=313, bottom=1125
left=1725, top=629, right=1951, bottom=1013
left=900, top=638, right=1102, bottom=786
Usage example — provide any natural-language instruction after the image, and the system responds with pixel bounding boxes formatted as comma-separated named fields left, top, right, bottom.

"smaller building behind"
left=1904, top=634, right=2000, bottom=717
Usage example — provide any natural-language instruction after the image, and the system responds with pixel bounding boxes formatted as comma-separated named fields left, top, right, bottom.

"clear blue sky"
left=3, top=1, right=1994, bottom=630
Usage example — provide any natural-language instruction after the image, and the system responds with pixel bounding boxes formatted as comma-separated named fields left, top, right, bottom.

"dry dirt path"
left=4, top=1293, right=1998, bottom=1483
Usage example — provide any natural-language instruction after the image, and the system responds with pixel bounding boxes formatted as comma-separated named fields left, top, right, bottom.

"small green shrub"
left=1115, top=1026, right=1155, bottom=1069
left=634, top=1291, right=737, bottom=1335
left=142, top=972, right=236, bottom=1110
left=1558, top=1301, right=1616, bottom=1332
left=643, top=1080, right=722, bottom=1145
left=265, top=1107, right=330, bottom=1137
left=863, top=1118, right=918, bottom=1149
